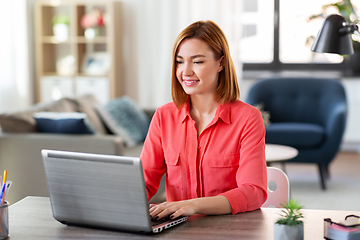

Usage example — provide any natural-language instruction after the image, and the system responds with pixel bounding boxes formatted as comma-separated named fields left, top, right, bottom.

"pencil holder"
left=0, top=201, right=9, bottom=239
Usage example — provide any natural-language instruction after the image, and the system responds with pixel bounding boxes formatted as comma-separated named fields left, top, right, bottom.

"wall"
left=27, top=0, right=37, bottom=105
left=341, top=79, right=360, bottom=152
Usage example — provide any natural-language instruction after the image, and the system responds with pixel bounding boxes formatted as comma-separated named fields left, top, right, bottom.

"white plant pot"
left=84, top=28, right=100, bottom=39
left=53, top=23, right=69, bottom=41
left=274, top=223, right=304, bottom=240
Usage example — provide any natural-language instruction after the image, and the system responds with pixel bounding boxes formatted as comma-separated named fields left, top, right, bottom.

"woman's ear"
left=218, top=56, right=225, bottom=72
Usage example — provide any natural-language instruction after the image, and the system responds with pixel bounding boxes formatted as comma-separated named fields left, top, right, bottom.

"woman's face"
left=176, top=38, right=223, bottom=97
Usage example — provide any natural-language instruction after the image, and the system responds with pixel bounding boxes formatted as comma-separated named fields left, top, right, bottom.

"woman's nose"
left=183, top=62, right=193, bottom=76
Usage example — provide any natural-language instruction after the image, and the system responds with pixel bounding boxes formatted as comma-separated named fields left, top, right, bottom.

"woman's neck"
left=190, top=94, right=218, bottom=115
left=190, top=94, right=218, bottom=137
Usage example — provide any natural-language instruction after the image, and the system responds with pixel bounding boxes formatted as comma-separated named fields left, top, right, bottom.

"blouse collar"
left=180, top=100, right=232, bottom=125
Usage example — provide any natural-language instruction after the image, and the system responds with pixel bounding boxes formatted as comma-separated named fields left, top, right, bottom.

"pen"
left=0, top=184, right=5, bottom=205
left=5, top=181, right=12, bottom=195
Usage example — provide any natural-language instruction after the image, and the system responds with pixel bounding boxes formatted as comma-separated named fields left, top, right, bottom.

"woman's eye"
left=194, top=61, right=203, bottom=64
left=176, top=60, right=183, bottom=64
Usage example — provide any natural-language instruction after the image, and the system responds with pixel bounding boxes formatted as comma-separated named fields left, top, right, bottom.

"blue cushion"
left=265, top=123, right=325, bottom=148
left=95, top=96, right=150, bottom=147
left=33, top=112, right=95, bottom=134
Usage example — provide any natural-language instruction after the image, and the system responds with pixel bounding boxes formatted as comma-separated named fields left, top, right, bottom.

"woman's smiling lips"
left=183, top=79, right=199, bottom=86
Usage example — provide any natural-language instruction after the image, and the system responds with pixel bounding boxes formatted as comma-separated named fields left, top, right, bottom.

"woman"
left=140, top=20, right=267, bottom=220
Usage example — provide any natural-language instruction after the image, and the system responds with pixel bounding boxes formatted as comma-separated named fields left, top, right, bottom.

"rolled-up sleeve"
left=219, top=108, right=267, bottom=214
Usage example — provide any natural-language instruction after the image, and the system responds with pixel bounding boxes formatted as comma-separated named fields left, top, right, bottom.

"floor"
left=271, top=151, right=360, bottom=211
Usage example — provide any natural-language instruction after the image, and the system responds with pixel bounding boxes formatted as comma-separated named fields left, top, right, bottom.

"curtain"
left=0, top=0, right=31, bottom=113
left=136, top=0, right=243, bottom=109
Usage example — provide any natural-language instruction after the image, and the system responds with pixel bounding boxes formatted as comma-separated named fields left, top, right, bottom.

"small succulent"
left=276, top=199, right=304, bottom=226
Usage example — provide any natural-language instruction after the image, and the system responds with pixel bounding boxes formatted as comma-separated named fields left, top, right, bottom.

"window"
left=239, top=0, right=274, bottom=63
left=242, top=0, right=360, bottom=71
left=279, top=0, right=343, bottom=64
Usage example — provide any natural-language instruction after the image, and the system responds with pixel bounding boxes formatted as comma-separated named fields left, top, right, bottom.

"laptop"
left=41, top=149, right=188, bottom=234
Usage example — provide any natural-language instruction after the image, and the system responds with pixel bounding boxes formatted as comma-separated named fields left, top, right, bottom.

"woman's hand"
left=149, top=195, right=232, bottom=220
left=149, top=200, right=197, bottom=220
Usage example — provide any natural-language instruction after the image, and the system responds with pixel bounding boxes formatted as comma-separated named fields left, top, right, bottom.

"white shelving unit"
left=35, top=0, right=122, bottom=103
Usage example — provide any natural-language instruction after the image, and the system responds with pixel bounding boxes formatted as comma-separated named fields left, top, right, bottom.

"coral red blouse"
left=140, top=100, right=267, bottom=214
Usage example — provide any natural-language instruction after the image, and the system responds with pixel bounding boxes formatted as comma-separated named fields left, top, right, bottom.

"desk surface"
left=8, top=196, right=360, bottom=240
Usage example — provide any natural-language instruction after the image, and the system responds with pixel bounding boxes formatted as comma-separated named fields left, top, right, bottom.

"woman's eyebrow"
left=191, top=54, right=206, bottom=59
left=176, top=54, right=206, bottom=59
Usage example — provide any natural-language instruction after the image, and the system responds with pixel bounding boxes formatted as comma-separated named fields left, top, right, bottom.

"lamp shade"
left=311, top=14, right=354, bottom=55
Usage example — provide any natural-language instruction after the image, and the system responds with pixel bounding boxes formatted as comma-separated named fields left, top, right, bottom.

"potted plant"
left=307, top=0, right=360, bottom=74
left=81, top=8, right=105, bottom=39
left=52, top=14, right=70, bottom=42
left=274, top=198, right=304, bottom=240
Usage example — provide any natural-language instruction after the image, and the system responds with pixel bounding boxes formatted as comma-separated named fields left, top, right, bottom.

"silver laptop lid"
left=41, top=149, right=153, bottom=233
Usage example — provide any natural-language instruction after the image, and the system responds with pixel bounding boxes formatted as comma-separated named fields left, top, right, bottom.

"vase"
left=274, top=223, right=304, bottom=240
left=84, top=27, right=100, bottom=39
left=53, top=23, right=69, bottom=42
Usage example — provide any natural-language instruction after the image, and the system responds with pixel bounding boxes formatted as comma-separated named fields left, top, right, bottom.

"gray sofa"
left=0, top=95, right=165, bottom=204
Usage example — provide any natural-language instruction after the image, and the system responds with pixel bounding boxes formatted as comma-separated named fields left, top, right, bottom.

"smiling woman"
left=140, top=20, right=267, bottom=221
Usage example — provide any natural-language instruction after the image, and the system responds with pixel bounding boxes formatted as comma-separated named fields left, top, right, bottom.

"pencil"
left=2, top=171, right=6, bottom=185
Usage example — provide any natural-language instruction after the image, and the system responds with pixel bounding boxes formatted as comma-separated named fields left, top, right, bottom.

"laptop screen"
left=41, top=149, right=153, bottom=233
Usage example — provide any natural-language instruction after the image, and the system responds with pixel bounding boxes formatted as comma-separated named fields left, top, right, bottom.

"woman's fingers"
left=149, top=200, right=197, bottom=220
left=149, top=202, right=171, bottom=219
